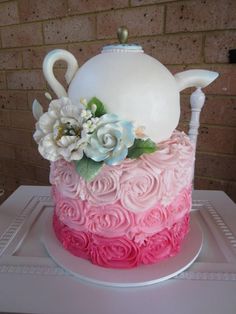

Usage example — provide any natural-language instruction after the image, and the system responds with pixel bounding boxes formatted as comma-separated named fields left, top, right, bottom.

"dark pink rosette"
left=140, top=229, right=176, bottom=265
left=85, top=166, right=121, bottom=205
left=53, top=213, right=91, bottom=259
left=120, top=167, right=162, bottom=212
left=85, top=202, right=135, bottom=238
left=170, top=213, right=190, bottom=246
left=90, top=234, right=140, bottom=268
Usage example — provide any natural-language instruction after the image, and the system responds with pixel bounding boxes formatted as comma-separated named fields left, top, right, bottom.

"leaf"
left=75, top=156, right=104, bottom=181
left=127, top=139, right=157, bottom=159
left=32, top=99, right=44, bottom=121
left=87, top=97, right=106, bottom=117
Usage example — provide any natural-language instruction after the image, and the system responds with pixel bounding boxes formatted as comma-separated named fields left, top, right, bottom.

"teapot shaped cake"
left=42, top=27, right=218, bottom=143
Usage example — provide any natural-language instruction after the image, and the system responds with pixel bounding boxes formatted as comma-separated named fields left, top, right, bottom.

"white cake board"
left=41, top=210, right=203, bottom=288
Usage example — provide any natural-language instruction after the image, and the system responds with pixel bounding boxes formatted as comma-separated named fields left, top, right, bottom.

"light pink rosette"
left=55, top=196, right=87, bottom=231
left=85, top=166, right=121, bottom=205
left=53, top=214, right=91, bottom=259
left=50, top=160, right=87, bottom=200
left=84, top=202, right=135, bottom=237
left=136, top=203, right=169, bottom=236
left=90, top=234, right=139, bottom=269
left=120, top=167, right=162, bottom=212
left=166, top=186, right=192, bottom=223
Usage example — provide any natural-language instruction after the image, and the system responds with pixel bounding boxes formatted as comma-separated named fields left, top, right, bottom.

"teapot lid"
left=101, top=26, right=144, bottom=53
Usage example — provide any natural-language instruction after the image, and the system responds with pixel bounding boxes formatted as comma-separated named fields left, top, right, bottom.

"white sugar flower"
left=33, top=97, right=87, bottom=162
left=81, top=109, right=92, bottom=120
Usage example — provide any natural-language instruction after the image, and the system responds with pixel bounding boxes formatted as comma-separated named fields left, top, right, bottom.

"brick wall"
left=0, top=0, right=235, bottom=203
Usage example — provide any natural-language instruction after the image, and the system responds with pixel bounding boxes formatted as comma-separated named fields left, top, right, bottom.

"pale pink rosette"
left=85, top=166, right=121, bottom=205
left=84, top=202, right=135, bottom=238
left=90, top=234, right=139, bottom=269
left=120, top=167, right=162, bottom=212
left=50, top=160, right=87, bottom=200
left=141, top=130, right=194, bottom=205
left=55, top=195, right=87, bottom=231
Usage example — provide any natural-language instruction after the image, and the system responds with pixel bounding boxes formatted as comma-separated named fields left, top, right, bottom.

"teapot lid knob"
left=117, top=26, right=129, bottom=44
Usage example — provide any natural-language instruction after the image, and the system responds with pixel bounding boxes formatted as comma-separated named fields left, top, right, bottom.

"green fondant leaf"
left=87, top=97, right=106, bottom=117
left=127, top=139, right=157, bottom=159
left=75, top=156, right=104, bottom=181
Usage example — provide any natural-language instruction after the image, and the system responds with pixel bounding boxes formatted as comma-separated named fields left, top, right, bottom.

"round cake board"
left=41, top=210, right=203, bottom=288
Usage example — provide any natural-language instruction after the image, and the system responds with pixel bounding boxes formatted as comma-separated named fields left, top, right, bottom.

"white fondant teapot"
left=43, top=27, right=218, bottom=143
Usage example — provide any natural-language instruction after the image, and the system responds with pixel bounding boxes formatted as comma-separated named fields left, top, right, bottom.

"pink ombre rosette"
left=120, top=167, right=162, bottom=212
left=84, top=166, right=121, bottom=205
left=53, top=185, right=192, bottom=240
left=50, top=160, right=87, bottom=200
left=84, top=202, right=135, bottom=238
left=53, top=212, right=190, bottom=269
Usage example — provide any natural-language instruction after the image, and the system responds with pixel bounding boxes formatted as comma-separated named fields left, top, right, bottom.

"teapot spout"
left=174, top=69, right=219, bottom=92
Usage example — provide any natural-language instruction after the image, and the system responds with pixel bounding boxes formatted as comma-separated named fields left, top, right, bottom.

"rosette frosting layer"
left=50, top=130, right=194, bottom=268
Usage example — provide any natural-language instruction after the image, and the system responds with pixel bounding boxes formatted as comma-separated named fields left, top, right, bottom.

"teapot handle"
left=43, top=49, right=79, bottom=98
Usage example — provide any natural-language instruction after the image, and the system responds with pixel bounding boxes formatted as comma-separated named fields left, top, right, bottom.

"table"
left=0, top=186, right=236, bottom=314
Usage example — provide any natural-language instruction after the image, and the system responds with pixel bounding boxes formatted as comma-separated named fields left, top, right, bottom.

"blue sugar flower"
left=84, top=114, right=135, bottom=165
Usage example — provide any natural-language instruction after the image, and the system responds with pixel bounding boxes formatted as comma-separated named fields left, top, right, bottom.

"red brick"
left=22, top=45, right=67, bottom=69
left=47, top=68, right=68, bottom=98
left=194, top=176, right=228, bottom=193
left=132, top=0, right=175, bottom=4
left=140, top=33, right=202, bottom=65
left=0, top=142, right=15, bottom=159
left=0, top=127, right=32, bottom=146
left=201, top=96, right=236, bottom=127
left=180, top=95, right=236, bottom=127
left=28, top=91, right=50, bottom=111
left=205, top=31, right=236, bottom=64
left=2, top=159, right=37, bottom=181
left=197, top=126, right=235, bottom=154
left=43, top=15, right=96, bottom=44
left=7, top=70, right=46, bottom=90
left=0, top=50, right=22, bottom=70
left=68, top=42, right=104, bottom=65
left=226, top=181, right=236, bottom=203
left=0, top=72, right=6, bottom=89
left=35, top=166, right=50, bottom=183
left=0, top=109, right=10, bottom=127
left=195, top=152, right=236, bottom=181
left=1, top=23, right=43, bottom=48
left=0, top=1, right=19, bottom=26
left=15, top=146, right=49, bottom=168
left=10, top=110, right=34, bottom=130
left=204, top=65, right=236, bottom=96
left=97, top=6, right=164, bottom=39
left=18, top=0, right=67, bottom=22
left=68, top=0, right=128, bottom=14
left=170, top=64, right=236, bottom=96
left=166, top=0, right=236, bottom=33
left=0, top=91, right=28, bottom=110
